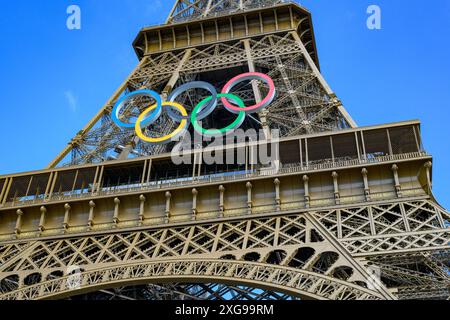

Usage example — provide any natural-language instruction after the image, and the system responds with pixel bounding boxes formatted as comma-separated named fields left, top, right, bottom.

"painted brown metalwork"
left=0, top=0, right=448, bottom=300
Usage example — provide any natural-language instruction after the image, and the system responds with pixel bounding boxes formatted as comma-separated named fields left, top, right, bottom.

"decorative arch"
left=0, top=259, right=385, bottom=301
left=0, top=274, right=19, bottom=294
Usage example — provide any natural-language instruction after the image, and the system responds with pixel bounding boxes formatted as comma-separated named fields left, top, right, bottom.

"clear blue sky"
left=0, top=0, right=449, bottom=208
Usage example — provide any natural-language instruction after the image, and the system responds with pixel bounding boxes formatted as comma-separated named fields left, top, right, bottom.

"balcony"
left=0, top=120, right=431, bottom=211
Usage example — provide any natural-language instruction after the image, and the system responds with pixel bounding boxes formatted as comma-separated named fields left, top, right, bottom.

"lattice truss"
left=66, top=284, right=297, bottom=300
left=314, top=200, right=450, bottom=300
left=167, top=0, right=286, bottom=23
left=54, top=32, right=352, bottom=167
left=0, top=199, right=448, bottom=300
left=0, top=212, right=388, bottom=300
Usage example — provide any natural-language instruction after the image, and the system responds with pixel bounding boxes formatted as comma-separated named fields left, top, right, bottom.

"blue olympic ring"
left=111, top=89, right=162, bottom=129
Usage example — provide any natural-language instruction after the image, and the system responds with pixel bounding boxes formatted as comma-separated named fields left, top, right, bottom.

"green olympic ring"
left=191, top=93, right=246, bottom=137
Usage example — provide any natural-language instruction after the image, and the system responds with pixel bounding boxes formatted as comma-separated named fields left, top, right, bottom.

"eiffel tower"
left=0, top=0, right=449, bottom=300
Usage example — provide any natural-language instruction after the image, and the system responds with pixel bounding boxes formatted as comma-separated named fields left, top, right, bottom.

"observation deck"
left=133, top=2, right=320, bottom=68
left=0, top=120, right=435, bottom=242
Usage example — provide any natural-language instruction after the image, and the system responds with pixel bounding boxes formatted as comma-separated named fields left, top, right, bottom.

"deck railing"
left=0, top=188, right=427, bottom=242
left=1, top=151, right=429, bottom=209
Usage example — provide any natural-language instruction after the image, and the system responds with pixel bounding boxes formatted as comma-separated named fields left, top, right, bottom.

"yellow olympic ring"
left=135, top=102, right=188, bottom=144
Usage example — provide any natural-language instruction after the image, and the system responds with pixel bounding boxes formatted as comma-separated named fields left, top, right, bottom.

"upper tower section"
left=47, top=0, right=357, bottom=168
left=166, top=0, right=287, bottom=23
left=133, top=0, right=320, bottom=68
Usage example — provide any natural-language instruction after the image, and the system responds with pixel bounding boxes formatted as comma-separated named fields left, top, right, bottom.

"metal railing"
left=0, top=187, right=427, bottom=242
left=1, top=151, right=429, bottom=210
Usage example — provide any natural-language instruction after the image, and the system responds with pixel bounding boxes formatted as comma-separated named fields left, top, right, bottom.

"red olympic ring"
left=220, top=72, right=276, bottom=114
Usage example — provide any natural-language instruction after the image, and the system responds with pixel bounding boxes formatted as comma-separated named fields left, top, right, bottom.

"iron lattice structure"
left=166, top=0, right=288, bottom=23
left=48, top=0, right=355, bottom=168
left=0, top=0, right=448, bottom=301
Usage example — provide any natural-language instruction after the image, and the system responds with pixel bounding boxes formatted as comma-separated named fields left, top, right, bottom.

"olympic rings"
left=221, top=72, right=275, bottom=114
left=167, top=81, right=218, bottom=122
left=112, top=89, right=162, bottom=129
left=111, top=72, right=276, bottom=145
left=191, top=94, right=245, bottom=137
left=135, top=102, right=188, bottom=145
